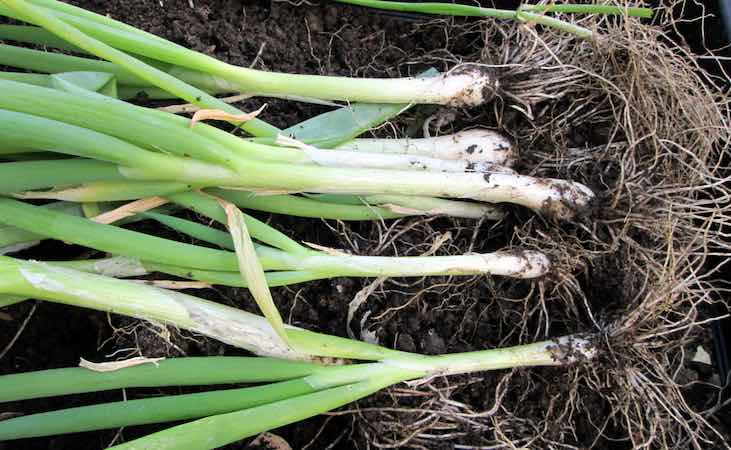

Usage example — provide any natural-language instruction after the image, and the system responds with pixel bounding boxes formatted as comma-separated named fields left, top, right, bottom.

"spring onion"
left=0, top=336, right=594, bottom=444
left=0, top=204, right=551, bottom=280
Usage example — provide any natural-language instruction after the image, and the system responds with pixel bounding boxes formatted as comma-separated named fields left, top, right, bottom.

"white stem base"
left=277, top=134, right=514, bottom=174
left=304, top=147, right=512, bottom=174
left=337, top=129, right=515, bottom=167
left=299, top=250, right=551, bottom=279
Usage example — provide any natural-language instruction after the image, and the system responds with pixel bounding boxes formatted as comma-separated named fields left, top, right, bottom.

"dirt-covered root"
left=477, top=19, right=595, bottom=120
left=341, top=6, right=730, bottom=448
left=503, top=10, right=731, bottom=449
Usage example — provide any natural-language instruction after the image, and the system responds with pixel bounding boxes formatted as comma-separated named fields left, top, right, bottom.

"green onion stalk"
left=0, top=200, right=98, bottom=255
left=0, top=200, right=179, bottom=255
left=0, top=0, right=652, bottom=110
left=0, top=43, right=513, bottom=170
left=0, top=335, right=595, bottom=447
left=0, top=0, right=498, bottom=107
left=0, top=79, right=595, bottom=221
left=274, top=134, right=515, bottom=174
left=0, top=199, right=552, bottom=287
left=6, top=180, right=499, bottom=221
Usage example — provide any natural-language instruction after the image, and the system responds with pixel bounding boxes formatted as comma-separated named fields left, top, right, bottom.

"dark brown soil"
left=0, top=1, right=727, bottom=449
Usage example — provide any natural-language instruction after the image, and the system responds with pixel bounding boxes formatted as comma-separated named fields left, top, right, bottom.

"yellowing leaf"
left=219, top=199, right=289, bottom=346
left=190, top=104, right=266, bottom=128
left=91, top=197, right=168, bottom=224
left=79, top=356, right=164, bottom=372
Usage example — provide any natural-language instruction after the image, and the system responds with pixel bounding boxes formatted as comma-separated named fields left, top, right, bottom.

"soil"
left=0, top=1, right=728, bottom=450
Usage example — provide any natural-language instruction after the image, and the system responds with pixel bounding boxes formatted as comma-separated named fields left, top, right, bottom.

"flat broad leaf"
left=50, top=71, right=119, bottom=98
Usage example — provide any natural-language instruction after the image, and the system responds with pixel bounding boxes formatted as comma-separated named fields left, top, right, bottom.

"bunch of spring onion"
left=0, top=0, right=608, bottom=236
left=0, top=1, right=649, bottom=447
left=0, top=67, right=561, bottom=342
left=0, top=0, right=598, bottom=301
left=0, top=75, right=577, bottom=334
left=0, top=0, right=603, bottom=349
left=0, top=254, right=598, bottom=449
left=0, top=73, right=594, bottom=220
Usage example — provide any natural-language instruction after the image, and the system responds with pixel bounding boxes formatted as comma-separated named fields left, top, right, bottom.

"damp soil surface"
left=0, top=1, right=726, bottom=450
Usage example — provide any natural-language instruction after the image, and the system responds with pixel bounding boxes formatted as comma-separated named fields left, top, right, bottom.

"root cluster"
left=342, top=6, right=730, bottom=449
